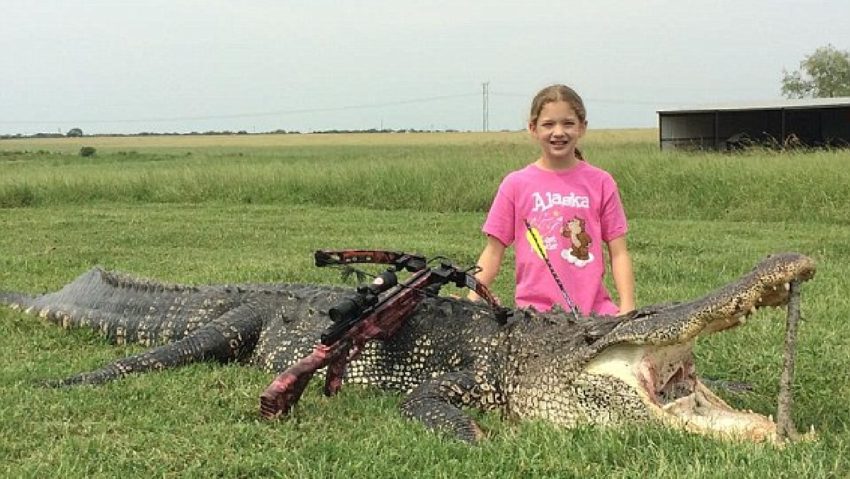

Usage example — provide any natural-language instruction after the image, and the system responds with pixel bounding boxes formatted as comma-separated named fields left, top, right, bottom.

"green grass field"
left=1, top=131, right=849, bottom=478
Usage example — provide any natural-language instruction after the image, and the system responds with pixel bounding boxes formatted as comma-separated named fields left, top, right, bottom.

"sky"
left=2, top=0, right=849, bottom=135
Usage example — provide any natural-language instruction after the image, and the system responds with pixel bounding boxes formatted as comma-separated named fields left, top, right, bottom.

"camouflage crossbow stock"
left=259, top=249, right=507, bottom=419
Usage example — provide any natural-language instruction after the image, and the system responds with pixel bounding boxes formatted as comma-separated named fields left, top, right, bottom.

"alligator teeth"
left=739, top=316, right=747, bottom=325
left=768, top=414, right=773, bottom=422
left=784, top=283, right=790, bottom=291
left=749, top=306, right=757, bottom=315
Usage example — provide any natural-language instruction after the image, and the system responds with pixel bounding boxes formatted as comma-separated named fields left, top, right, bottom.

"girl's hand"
left=465, top=291, right=501, bottom=305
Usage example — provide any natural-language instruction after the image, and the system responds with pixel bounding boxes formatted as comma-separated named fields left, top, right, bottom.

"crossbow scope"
left=328, top=269, right=399, bottom=324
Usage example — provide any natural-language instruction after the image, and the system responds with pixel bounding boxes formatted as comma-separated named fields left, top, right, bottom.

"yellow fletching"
left=525, top=226, right=546, bottom=260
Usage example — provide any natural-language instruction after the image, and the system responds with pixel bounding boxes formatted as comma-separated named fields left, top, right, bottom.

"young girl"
left=469, top=84, right=635, bottom=316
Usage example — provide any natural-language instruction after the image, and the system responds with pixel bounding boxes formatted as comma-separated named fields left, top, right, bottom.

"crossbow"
left=259, top=249, right=507, bottom=419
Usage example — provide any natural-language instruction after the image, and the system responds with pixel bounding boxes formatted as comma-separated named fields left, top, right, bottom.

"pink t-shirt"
left=483, top=161, right=628, bottom=315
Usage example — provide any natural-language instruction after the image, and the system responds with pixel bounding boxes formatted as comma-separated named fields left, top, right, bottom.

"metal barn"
left=657, top=97, right=850, bottom=151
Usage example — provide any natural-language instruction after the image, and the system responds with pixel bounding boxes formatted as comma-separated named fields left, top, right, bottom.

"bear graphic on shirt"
left=560, top=216, right=594, bottom=267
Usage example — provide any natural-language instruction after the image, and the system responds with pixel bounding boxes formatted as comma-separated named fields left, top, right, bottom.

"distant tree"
left=66, top=128, right=83, bottom=137
left=781, top=44, right=850, bottom=98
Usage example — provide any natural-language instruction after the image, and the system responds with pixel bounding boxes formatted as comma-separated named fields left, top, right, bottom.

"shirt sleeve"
left=600, top=176, right=628, bottom=242
left=482, top=176, right=516, bottom=247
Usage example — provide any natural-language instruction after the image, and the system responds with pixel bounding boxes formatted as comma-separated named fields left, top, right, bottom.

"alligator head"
left=506, top=252, right=816, bottom=444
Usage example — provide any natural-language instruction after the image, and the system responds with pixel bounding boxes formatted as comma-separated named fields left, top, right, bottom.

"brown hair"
left=529, top=84, right=587, bottom=160
left=529, top=84, right=587, bottom=125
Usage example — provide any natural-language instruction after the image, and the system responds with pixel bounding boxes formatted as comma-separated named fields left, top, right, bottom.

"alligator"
left=0, top=252, right=816, bottom=444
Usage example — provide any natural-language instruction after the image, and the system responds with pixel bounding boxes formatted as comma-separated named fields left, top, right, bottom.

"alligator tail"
left=2, top=267, right=245, bottom=346
left=0, top=290, right=37, bottom=310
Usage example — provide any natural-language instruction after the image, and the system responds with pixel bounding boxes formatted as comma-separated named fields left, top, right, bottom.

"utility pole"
left=482, top=82, right=490, bottom=132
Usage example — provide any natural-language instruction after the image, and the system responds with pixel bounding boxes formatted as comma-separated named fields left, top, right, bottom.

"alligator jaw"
left=585, top=341, right=803, bottom=444
left=597, top=253, right=817, bottom=348
left=660, top=379, right=779, bottom=443
left=690, top=253, right=816, bottom=339
left=583, top=253, right=818, bottom=444
left=698, top=279, right=797, bottom=337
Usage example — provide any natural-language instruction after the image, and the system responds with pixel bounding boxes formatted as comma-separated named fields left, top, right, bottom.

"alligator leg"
left=399, top=371, right=493, bottom=443
left=43, top=302, right=265, bottom=387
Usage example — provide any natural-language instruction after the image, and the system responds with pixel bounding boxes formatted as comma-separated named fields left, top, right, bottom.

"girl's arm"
left=607, top=235, right=635, bottom=314
left=467, top=235, right=506, bottom=302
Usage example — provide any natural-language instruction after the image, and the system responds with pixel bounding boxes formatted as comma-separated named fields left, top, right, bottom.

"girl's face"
left=529, top=100, right=587, bottom=165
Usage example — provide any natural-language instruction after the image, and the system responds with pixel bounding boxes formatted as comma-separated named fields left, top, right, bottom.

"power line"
left=0, top=93, right=480, bottom=125
left=489, top=91, right=704, bottom=106
left=0, top=89, right=689, bottom=129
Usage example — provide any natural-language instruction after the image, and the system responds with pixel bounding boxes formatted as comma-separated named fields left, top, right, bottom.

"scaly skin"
left=0, top=253, right=816, bottom=443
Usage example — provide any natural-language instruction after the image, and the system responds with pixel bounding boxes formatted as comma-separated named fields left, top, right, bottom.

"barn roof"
left=657, top=97, right=850, bottom=114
